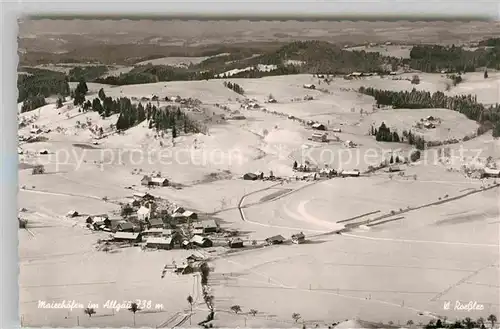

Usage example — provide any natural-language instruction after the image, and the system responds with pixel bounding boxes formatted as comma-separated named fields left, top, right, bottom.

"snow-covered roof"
left=150, top=177, right=168, bottom=183
left=146, top=237, right=172, bottom=245
left=183, top=210, right=194, bottom=217
left=171, top=212, right=185, bottom=218
left=113, top=232, right=140, bottom=239
left=190, top=235, right=209, bottom=244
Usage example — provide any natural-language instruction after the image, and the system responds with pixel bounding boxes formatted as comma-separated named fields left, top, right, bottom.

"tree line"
left=68, top=66, right=108, bottom=82
left=370, top=122, right=426, bottom=150
left=223, top=81, right=244, bottom=95
left=359, top=86, right=500, bottom=138
left=94, top=64, right=216, bottom=85
left=17, top=68, right=70, bottom=103
left=407, top=42, right=500, bottom=73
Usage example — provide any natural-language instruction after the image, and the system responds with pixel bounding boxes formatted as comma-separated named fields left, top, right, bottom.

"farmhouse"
left=148, top=218, right=164, bottom=229
left=66, top=210, right=79, bottom=218
left=198, top=220, right=220, bottom=233
left=340, top=170, right=361, bottom=177
left=312, top=123, right=327, bottom=131
left=190, top=235, right=213, bottom=248
left=228, top=238, right=244, bottom=248
left=291, top=232, right=306, bottom=244
left=133, top=192, right=155, bottom=201
left=265, top=235, right=285, bottom=245
left=150, top=177, right=169, bottom=187
left=183, top=210, right=198, bottom=220
left=243, top=173, right=259, bottom=181
left=115, top=221, right=135, bottom=232
left=303, top=84, right=316, bottom=89
left=112, top=232, right=142, bottom=243
left=332, top=128, right=342, bottom=133
left=483, top=167, right=500, bottom=178
left=311, top=132, right=328, bottom=142
left=141, top=176, right=169, bottom=187
left=141, top=228, right=164, bottom=237
left=145, top=237, right=174, bottom=250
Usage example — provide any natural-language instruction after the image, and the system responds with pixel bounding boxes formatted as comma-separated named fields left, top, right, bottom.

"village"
left=14, top=17, right=500, bottom=329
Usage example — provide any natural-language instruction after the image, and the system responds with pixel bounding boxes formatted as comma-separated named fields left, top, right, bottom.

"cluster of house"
left=415, top=115, right=439, bottom=130
left=242, top=170, right=279, bottom=181
left=141, top=175, right=169, bottom=187
left=265, top=232, right=306, bottom=245
left=292, top=162, right=359, bottom=179
left=83, top=192, right=225, bottom=251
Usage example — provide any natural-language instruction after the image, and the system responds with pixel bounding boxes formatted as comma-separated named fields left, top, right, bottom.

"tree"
left=73, top=90, right=86, bottom=106
left=172, top=125, right=177, bottom=138
left=56, top=97, right=64, bottom=109
left=390, top=155, right=394, bottom=164
left=411, top=75, right=420, bottom=85
left=464, top=317, right=474, bottom=329
left=407, top=320, right=414, bottom=326
left=230, top=305, right=242, bottom=314
left=83, top=99, right=92, bottom=112
left=187, top=295, right=194, bottom=325
left=98, top=88, right=106, bottom=101
left=484, top=70, right=489, bottom=79
left=128, top=302, right=140, bottom=326
left=84, top=307, right=96, bottom=318
left=436, top=319, right=443, bottom=328
left=292, top=313, right=301, bottom=323
left=487, top=314, right=497, bottom=329
left=293, top=161, right=298, bottom=169
left=121, top=204, right=134, bottom=218
left=32, top=164, right=45, bottom=175
left=478, top=317, right=485, bottom=329
left=249, top=309, right=258, bottom=316
left=77, top=79, right=88, bottom=95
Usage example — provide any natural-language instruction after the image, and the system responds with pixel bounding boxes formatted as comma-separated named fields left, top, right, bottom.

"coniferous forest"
left=85, top=88, right=202, bottom=137
left=359, top=87, right=500, bottom=138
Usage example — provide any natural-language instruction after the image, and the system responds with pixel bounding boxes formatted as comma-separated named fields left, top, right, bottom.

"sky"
left=13, top=0, right=500, bottom=19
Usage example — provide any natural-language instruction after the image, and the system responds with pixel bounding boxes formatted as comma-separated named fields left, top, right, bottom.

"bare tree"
left=488, top=314, right=497, bottom=329
left=187, top=295, right=194, bottom=325
left=292, top=313, right=301, bottom=323
left=84, top=308, right=96, bottom=318
left=230, top=305, right=242, bottom=314
left=128, top=302, right=140, bottom=326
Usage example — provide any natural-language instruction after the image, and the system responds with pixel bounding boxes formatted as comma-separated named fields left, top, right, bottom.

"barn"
left=312, top=123, right=326, bottom=131
left=190, top=235, right=213, bottom=248
left=311, top=132, right=328, bottom=142
left=145, top=237, right=174, bottom=250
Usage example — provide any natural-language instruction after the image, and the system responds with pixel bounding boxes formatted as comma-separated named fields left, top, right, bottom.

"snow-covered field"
left=18, top=72, right=500, bottom=327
